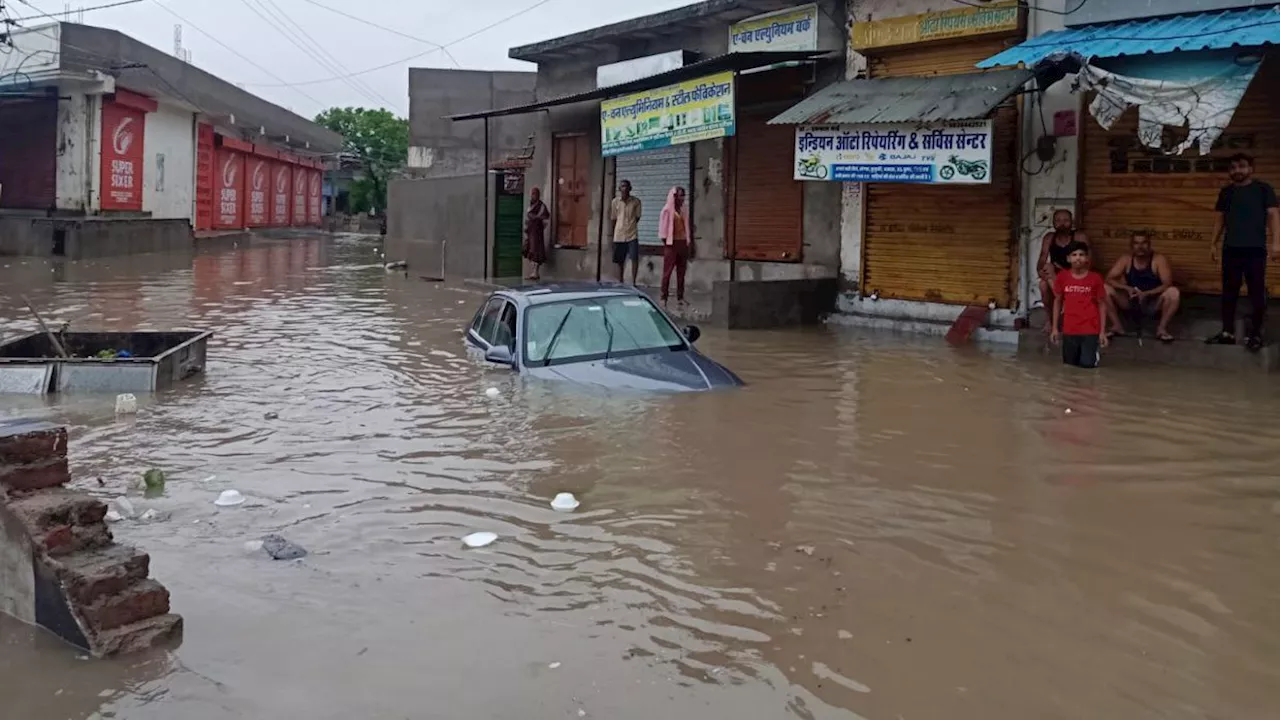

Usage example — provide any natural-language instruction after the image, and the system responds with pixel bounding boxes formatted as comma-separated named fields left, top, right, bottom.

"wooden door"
left=553, top=134, right=589, bottom=248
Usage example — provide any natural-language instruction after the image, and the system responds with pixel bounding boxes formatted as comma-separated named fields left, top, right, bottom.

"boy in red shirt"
left=1050, top=242, right=1109, bottom=368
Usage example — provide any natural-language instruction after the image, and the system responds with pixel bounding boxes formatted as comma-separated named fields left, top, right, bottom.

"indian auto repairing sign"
left=793, top=121, right=994, bottom=184
left=728, top=4, right=818, bottom=53
left=247, top=158, right=269, bottom=225
left=600, top=72, right=735, bottom=156
left=100, top=101, right=145, bottom=211
left=215, top=149, right=244, bottom=228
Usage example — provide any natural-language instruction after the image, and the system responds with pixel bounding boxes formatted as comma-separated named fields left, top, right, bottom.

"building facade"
left=0, top=22, right=341, bottom=258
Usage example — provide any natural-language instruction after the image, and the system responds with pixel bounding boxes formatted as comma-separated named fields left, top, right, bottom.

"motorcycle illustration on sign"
left=796, top=154, right=828, bottom=179
left=938, top=155, right=988, bottom=182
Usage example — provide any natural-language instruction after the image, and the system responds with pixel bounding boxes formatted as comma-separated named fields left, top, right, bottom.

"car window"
left=473, top=297, right=504, bottom=345
left=524, top=295, right=684, bottom=365
left=488, top=301, right=517, bottom=350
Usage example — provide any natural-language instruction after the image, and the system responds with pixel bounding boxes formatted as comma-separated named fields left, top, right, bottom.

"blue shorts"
left=612, top=239, right=639, bottom=265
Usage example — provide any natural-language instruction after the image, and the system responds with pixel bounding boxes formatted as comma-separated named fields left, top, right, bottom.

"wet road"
left=1, top=235, right=1278, bottom=719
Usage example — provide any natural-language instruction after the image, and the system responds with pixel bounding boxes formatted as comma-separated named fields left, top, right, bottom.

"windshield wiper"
left=601, top=309, right=615, bottom=360
left=541, top=306, right=575, bottom=367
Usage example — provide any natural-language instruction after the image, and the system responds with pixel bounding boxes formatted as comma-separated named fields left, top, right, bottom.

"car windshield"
left=525, top=295, right=686, bottom=365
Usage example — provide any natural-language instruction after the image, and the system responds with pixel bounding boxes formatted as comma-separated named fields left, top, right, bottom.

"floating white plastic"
left=115, top=393, right=138, bottom=415
left=485, top=387, right=501, bottom=398
left=550, top=493, right=580, bottom=512
left=214, top=489, right=246, bottom=507
left=462, top=531, right=497, bottom=548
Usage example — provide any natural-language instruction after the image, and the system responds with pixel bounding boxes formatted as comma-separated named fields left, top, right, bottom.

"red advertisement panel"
left=307, top=170, right=322, bottom=225
left=246, top=157, right=270, bottom=227
left=271, top=162, right=292, bottom=226
left=292, top=166, right=308, bottom=226
left=100, top=99, right=146, bottom=211
left=214, top=148, right=245, bottom=229
left=195, top=123, right=214, bottom=230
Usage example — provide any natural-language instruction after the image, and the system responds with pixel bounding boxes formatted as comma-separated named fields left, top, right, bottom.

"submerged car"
left=464, top=283, right=743, bottom=392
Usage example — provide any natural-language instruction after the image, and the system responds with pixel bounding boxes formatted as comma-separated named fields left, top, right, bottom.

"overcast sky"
left=17, top=0, right=702, bottom=118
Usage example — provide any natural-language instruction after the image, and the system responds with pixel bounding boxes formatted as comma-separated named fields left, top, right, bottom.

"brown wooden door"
left=553, top=134, right=589, bottom=248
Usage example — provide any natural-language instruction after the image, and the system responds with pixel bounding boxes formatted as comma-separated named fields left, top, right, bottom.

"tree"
left=314, top=107, right=408, bottom=215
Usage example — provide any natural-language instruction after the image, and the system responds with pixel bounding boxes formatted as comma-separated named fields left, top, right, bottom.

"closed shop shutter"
left=1082, top=56, right=1280, bottom=295
left=615, top=145, right=690, bottom=246
left=730, top=113, right=804, bottom=261
left=863, top=36, right=1021, bottom=306
left=0, top=97, right=57, bottom=210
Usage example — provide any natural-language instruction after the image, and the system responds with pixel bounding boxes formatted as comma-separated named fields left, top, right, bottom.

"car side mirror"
left=683, top=325, right=701, bottom=344
left=484, top=345, right=514, bottom=366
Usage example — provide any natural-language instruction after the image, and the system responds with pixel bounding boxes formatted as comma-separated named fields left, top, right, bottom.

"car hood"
left=528, top=350, right=742, bottom=392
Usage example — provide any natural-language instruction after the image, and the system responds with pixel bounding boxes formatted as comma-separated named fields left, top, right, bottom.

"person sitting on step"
left=1103, top=231, right=1181, bottom=343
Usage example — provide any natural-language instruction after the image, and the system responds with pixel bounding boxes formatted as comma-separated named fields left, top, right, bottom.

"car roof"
left=495, top=282, right=649, bottom=306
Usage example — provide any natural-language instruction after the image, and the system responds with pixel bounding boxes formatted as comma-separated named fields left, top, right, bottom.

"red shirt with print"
left=1053, top=269, right=1106, bottom=335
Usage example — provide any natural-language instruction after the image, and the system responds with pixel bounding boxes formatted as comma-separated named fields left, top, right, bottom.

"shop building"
left=0, top=22, right=339, bottom=259
left=448, top=0, right=848, bottom=315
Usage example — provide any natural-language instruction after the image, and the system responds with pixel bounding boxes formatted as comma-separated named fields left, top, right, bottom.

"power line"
left=148, top=0, right=324, bottom=107
left=949, top=0, right=1091, bottom=14
left=241, top=0, right=556, bottom=88
left=297, top=0, right=462, bottom=69
left=12, top=0, right=140, bottom=21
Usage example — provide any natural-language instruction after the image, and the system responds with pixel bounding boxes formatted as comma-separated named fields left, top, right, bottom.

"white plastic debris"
left=550, top=492, right=580, bottom=512
left=484, top=387, right=501, bottom=398
left=214, top=489, right=246, bottom=507
left=139, top=509, right=159, bottom=522
left=113, top=496, right=136, bottom=519
left=548, top=662, right=561, bottom=669
left=1065, top=408, right=1073, bottom=414
left=244, top=540, right=265, bottom=553
left=104, top=510, right=124, bottom=523
left=462, top=531, right=498, bottom=548
left=201, top=475, right=217, bottom=483
left=114, top=393, right=138, bottom=415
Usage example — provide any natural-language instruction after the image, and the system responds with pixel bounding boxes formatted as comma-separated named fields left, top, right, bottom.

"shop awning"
left=766, top=68, right=1032, bottom=125
left=977, top=6, right=1280, bottom=69
left=448, top=50, right=830, bottom=121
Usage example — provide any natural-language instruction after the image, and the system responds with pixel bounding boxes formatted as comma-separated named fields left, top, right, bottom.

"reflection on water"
left=1, top=236, right=1278, bottom=719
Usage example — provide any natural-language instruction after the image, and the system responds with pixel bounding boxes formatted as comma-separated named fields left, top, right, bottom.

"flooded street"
left=2, top=234, right=1279, bottom=719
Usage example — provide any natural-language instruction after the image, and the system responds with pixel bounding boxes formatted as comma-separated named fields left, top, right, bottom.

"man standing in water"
left=1208, top=153, right=1280, bottom=350
left=610, top=180, right=642, bottom=285
left=1037, top=209, right=1089, bottom=328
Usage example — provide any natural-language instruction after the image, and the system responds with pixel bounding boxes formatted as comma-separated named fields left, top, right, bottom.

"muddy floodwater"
left=2, top=235, right=1279, bottom=719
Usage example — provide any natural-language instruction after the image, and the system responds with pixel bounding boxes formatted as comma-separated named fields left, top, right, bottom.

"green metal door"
left=494, top=179, right=524, bottom=280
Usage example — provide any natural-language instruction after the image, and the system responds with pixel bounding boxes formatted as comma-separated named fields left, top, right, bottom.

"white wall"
left=56, top=90, right=98, bottom=212
left=142, top=102, right=196, bottom=221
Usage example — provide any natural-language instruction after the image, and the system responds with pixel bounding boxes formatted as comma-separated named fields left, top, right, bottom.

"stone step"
left=49, top=544, right=151, bottom=606
left=0, top=457, right=71, bottom=493
left=93, top=613, right=184, bottom=657
left=80, top=578, right=171, bottom=633
left=6, top=488, right=107, bottom=529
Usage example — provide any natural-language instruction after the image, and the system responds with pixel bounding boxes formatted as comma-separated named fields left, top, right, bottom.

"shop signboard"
left=600, top=71, right=735, bottom=157
left=246, top=157, right=270, bottom=226
left=100, top=100, right=146, bottom=211
left=292, top=166, right=308, bottom=225
left=793, top=121, right=994, bottom=184
left=729, top=4, right=818, bottom=53
left=214, top=149, right=245, bottom=228
left=852, top=0, right=1020, bottom=50
left=271, top=162, right=292, bottom=226
left=307, top=170, right=322, bottom=225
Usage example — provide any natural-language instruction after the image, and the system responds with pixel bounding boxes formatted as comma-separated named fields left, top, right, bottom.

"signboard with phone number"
left=793, top=120, right=994, bottom=184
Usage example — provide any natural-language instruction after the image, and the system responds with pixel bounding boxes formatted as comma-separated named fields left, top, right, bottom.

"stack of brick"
left=0, top=419, right=182, bottom=656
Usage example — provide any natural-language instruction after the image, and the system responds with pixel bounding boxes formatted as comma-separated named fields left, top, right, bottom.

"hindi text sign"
left=794, top=121, right=994, bottom=184
left=600, top=72, right=736, bottom=157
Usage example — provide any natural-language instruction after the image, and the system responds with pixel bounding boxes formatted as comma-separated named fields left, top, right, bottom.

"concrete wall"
left=56, top=90, right=98, bottom=213
left=0, top=217, right=193, bottom=259
left=142, top=101, right=196, bottom=221
left=386, top=175, right=488, bottom=279
left=407, top=69, right=537, bottom=178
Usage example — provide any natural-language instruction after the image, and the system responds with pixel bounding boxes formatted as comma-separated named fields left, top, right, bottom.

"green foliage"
left=315, top=107, right=408, bottom=214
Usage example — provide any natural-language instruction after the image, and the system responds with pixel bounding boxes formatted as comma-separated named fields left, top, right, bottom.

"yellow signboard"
left=600, top=71, right=736, bottom=157
left=852, top=1, right=1021, bottom=51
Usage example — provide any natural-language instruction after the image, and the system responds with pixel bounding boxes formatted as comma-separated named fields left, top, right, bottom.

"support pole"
left=483, top=117, right=491, bottom=281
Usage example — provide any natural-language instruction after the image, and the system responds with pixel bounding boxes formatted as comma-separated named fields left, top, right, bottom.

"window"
left=472, top=297, right=504, bottom=345
left=493, top=302, right=518, bottom=350
left=524, top=295, right=685, bottom=365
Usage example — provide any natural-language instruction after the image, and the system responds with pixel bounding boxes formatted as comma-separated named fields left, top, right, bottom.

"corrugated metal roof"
left=977, top=6, right=1280, bottom=68
left=767, top=69, right=1032, bottom=125
left=449, top=51, right=830, bottom=121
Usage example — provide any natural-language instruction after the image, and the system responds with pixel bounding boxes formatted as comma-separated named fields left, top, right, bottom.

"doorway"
left=493, top=171, right=524, bottom=279
left=552, top=134, right=588, bottom=249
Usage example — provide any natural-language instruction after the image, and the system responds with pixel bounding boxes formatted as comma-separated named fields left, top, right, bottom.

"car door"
left=467, top=296, right=505, bottom=349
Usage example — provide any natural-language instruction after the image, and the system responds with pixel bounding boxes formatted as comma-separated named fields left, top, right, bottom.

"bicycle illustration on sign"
left=796, top=154, right=828, bottom=179
left=938, top=155, right=988, bottom=181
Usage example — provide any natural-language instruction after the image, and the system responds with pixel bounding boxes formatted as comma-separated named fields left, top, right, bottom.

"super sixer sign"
left=100, top=100, right=145, bottom=211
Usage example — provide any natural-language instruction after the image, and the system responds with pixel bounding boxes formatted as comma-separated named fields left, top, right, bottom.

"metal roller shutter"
left=863, top=36, right=1021, bottom=306
left=1082, top=56, right=1280, bottom=295
left=615, top=145, right=691, bottom=246
left=0, top=97, right=57, bottom=210
left=730, top=113, right=804, bottom=262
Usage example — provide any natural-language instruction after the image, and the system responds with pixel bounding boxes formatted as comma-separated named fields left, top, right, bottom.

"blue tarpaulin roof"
left=977, top=6, right=1280, bottom=68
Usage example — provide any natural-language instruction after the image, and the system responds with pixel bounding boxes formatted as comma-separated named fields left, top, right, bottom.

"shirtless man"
left=1038, top=209, right=1089, bottom=307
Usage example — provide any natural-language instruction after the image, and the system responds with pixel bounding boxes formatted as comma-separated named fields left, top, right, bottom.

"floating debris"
left=142, top=468, right=166, bottom=493
left=261, top=534, right=307, bottom=560
left=113, top=496, right=136, bottom=519
left=214, top=490, right=246, bottom=507
left=264, top=411, right=279, bottom=420
left=462, top=531, right=498, bottom=548
left=104, top=510, right=124, bottom=523
left=484, top=387, right=501, bottom=399
left=550, top=493, right=580, bottom=512
left=115, top=393, right=138, bottom=415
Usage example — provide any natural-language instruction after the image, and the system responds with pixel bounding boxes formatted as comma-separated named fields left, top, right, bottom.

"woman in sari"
left=658, top=186, right=693, bottom=304
left=522, top=187, right=551, bottom=281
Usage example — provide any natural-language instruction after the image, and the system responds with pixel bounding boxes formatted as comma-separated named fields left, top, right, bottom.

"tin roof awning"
left=448, top=50, right=830, bottom=122
left=768, top=68, right=1033, bottom=125
left=977, top=6, right=1280, bottom=69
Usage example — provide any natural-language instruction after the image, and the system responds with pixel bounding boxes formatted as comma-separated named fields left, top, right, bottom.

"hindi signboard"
left=794, top=121, right=994, bottom=184
left=729, top=4, right=818, bottom=53
left=852, top=1, right=1020, bottom=51
left=600, top=72, right=735, bottom=157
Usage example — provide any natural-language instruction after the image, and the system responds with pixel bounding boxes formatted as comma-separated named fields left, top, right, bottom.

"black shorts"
left=1062, top=334, right=1100, bottom=369
left=612, top=239, right=639, bottom=265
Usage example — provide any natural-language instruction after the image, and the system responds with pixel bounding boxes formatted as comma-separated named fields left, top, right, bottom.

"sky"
left=13, top=0, right=703, bottom=119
